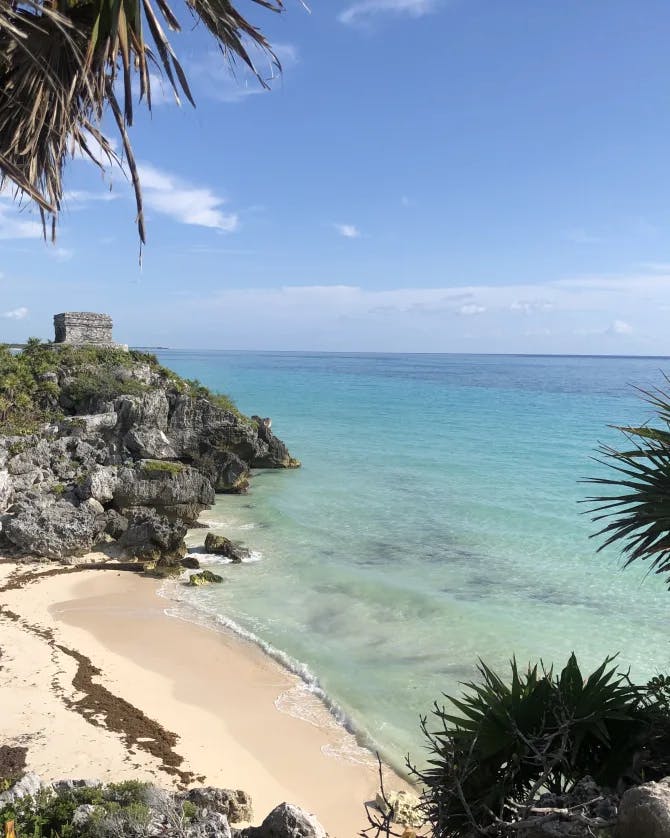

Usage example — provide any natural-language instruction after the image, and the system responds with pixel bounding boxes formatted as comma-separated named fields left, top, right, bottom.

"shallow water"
left=157, top=350, right=670, bottom=769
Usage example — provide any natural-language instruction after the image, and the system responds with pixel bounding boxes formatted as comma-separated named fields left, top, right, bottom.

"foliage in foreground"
left=0, top=780, right=160, bottom=838
left=0, top=0, right=283, bottom=245
left=0, top=339, right=248, bottom=435
left=410, top=653, right=670, bottom=838
left=586, top=378, right=670, bottom=587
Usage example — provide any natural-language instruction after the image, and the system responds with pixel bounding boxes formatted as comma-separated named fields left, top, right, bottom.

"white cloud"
left=334, top=223, right=361, bottom=238
left=510, top=299, right=554, bottom=315
left=0, top=195, right=43, bottom=240
left=458, top=303, right=486, bottom=316
left=610, top=319, right=633, bottom=335
left=63, top=189, right=122, bottom=207
left=339, top=0, right=438, bottom=25
left=2, top=307, right=28, bottom=320
left=137, top=164, right=238, bottom=232
left=49, top=247, right=74, bottom=262
left=159, top=270, right=670, bottom=352
left=563, top=228, right=605, bottom=245
left=187, top=43, right=298, bottom=103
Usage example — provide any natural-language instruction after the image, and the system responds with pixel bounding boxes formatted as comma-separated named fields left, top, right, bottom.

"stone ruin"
left=53, top=312, right=127, bottom=350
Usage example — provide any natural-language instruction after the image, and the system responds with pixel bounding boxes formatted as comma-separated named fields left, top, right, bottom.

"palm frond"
left=0, top=0, right=284, bottom=246
left=585, top=381, right=670, bottom=586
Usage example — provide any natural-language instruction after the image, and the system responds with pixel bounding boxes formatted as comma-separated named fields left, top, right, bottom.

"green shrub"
left=412, top=653, right=670, bottom=837
left=141, top=459, right=184, bottom=476
left=0, top=781, right=152, bottom=838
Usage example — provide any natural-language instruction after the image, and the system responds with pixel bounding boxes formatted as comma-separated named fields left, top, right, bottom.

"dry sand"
left=0, top=560, right=409, bottom=836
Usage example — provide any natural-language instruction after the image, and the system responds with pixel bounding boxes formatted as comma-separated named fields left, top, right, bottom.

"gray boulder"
left=197, top=450, right=249, bottom=493
left=115, top=391, right=169, bottom=433
left=204, top=533, right=249, bottom=563
left=617, top=778, right=670, bottom=838
left=243, top=803, right=328, bottom=838
left=186, top=812, right=232, bottom=838
left=0, top=772, right=44, bottom=805
left=185, top=788, right=253, bottom=824
left=78, top=465, right=119, bottom=503
left=4, top=498, right=107, bottom=559
left=119, top=507, right=187, bottom=560
left=0, top=468, right=12, bottom=512
left=124, top=427, right=177, bottom=460
left=113, top=462, right=214, bottom=523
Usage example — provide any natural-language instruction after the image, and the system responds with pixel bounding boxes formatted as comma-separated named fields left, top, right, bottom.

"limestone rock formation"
left=242, top=803, right=328, bottom=838
left=617, top=778, right=670, bottom=838
left=0, top=343, right=298, bottom=563
left=183, top=788, right=253, bottom=824
left=375, top=790, right=423, bottom=828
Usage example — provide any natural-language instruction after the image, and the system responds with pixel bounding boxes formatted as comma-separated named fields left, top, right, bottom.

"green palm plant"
left=412, top=654, right=652, bottom=838
left=0, top=0, right=283, bottom=244
left=586, top=379, right=670, bottom=586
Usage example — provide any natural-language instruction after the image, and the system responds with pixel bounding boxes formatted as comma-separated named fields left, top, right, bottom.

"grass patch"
left=141, top=459, right=184, bottom=476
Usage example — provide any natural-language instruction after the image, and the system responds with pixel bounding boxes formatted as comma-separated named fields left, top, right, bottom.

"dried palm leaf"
left=0, top=0, right=283, bottom=246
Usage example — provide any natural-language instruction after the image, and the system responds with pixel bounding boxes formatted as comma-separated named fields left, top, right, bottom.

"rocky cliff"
left=0, top=342, right=299, bottom=563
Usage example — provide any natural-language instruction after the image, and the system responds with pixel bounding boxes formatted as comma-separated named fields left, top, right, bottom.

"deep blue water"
left=155, top=351, right=670, bottom=766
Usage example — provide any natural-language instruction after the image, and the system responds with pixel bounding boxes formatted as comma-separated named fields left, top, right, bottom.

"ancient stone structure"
left=53, top=312, right=125, bottom=349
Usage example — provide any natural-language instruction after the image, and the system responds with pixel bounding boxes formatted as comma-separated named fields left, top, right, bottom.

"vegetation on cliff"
left=0, top=339, right=248, bottom=436
left=0, top=341, right=296, bottom=563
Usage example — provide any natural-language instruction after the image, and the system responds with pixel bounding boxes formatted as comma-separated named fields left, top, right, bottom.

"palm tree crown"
left=0, top=0, right=283, bottom=244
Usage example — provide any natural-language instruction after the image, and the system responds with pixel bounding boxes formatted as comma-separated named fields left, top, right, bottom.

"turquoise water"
left=156, top=351, right=670, bottom=769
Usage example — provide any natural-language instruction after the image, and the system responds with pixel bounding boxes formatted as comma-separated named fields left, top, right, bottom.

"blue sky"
left=1, top=0, right=670, bottom=352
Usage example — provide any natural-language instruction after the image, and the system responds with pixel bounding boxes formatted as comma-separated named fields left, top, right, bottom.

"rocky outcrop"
left=374, top=790, right=423, bottom=828
left=242, top=803, right=328, bottom=838
left=183, top=788, right=253, bottom=824
left=4, top=496, right=107, bottom=560
left=617, top=778, right=670, bottom=838
left=0, top=349, right=298, bottom=563
left=0, top=775, right=325, bottom=838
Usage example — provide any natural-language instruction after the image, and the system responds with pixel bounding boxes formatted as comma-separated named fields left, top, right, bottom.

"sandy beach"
left=0, top=559, right=409, bottom=837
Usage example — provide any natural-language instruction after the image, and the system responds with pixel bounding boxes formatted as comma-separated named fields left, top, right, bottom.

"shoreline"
left=0, top=560, right=410, bottom=836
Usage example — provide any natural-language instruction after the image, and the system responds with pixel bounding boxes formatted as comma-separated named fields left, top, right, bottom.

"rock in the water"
left=181, top=555, right=201, bottom=569
left=188, top=570, right=224, bottom=586
left=375, top=790, right=423, bottom=828
left=617, top=778, right=670, bottom=838
left=243, top=803, right=328, bottom=838
left=204, top=533, right=249, bottom=563
left=4, top=498, right=106, bottom=559
left=185, top=787, right=253, bottom=824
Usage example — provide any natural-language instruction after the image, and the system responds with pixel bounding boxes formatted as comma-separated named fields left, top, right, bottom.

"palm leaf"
left=0, top=0, right=284, bottom=246
left=585, top=381, right=670, bottom=586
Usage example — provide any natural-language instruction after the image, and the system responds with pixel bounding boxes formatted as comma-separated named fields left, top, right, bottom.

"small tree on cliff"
left=0, top=0, right=282, bottom=244
left=587, top=378, right=670, bottom=585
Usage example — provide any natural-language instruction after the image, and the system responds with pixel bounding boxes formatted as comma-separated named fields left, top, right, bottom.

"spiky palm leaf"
left=0, top=0, right=283, bottom=244
left=586, top=379, right=670, bottom=586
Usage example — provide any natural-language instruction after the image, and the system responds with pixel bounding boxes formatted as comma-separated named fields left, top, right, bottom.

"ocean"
left=155, top=350, right=670, bottom=771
